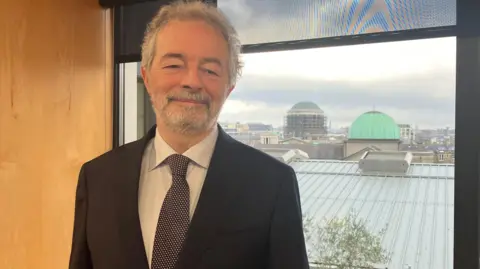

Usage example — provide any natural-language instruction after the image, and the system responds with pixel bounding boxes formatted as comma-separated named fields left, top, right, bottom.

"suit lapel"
left=116, top=126, right=156, bottom=269
left=176, top=127, right=240, bottom=269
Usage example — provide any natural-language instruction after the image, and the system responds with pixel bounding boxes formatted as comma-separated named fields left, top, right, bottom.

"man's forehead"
left=159, top=52, right=222, bottom=65
left=153, top=20, right=229, bottom=67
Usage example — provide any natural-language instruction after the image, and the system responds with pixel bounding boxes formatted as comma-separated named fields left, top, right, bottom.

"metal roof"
left=291, top=160, right=454, bottom=269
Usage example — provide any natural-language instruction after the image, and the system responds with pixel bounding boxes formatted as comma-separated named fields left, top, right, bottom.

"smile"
left=169, top=98, right=207, bottom=106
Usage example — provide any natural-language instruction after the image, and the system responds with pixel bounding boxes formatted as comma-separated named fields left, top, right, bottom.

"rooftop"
left=259, top=148, right=309, bottom=163
left=291, top=159, right=454, bottom=269
left=253, top=142, right=344, bottom=160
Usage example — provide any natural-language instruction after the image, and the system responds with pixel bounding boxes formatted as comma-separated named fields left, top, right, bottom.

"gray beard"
left=153, top=103, right=214, bottom=135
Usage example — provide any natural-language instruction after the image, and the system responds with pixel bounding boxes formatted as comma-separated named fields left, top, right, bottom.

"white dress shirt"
left=138, top=126, right=219, bottom=267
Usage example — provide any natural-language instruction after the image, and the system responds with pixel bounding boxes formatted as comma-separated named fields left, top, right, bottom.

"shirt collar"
left=149, top=125, right=219, bottom=171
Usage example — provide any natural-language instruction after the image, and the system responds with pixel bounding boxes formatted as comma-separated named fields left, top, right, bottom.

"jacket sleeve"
left=69, top=164, right=93, bottom=269
left=268, top=166, right=309, bottom=269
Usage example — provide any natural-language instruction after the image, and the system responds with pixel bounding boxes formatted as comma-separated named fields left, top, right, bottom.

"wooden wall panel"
left=0, top=0, right=112, bottom=267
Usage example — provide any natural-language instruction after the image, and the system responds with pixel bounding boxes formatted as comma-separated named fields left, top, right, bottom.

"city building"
left=245, top=122, right=273, bottom=133
left=283, top=101, right=328, bottom=139
left=232, top=108, right=454, bottom=165
left=344, top=111, right=401, bottom=160
left=259, top=133, right=280, bottom=145
left=429, top=145, right=456, bottom=164
left=398, top=123, right=416, bottom=144
left=253, top=141, right=344, bottom=160
left=254, top=129, right=344, bottom=160
left=218, top=122, right=239, bottom=133
left=400, top=144, right=437, bottom=163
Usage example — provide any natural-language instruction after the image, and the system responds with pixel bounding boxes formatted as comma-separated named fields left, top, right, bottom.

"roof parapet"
left=259, top=148, right=310, bottom=164
left=359, top=151, right=412, bottom=174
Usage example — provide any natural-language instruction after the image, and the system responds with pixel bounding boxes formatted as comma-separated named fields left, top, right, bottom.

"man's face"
left=141, top=20, right=234, bottom=134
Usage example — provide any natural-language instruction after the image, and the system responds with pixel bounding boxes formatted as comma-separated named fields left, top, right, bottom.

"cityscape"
left=219, top=100, right=455, bottom=165
left=218, top=100, right=455, bottom=269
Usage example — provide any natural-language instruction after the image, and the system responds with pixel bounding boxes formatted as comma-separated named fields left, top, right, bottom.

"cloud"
left=219, top=100, right=291, bottom=125
left=220, top=71, right=456, bottom=128
left=240, top=38, right=456, bottom=82
left=219, top=38, right=456, bottom=129
left=220, top=93, right=455, bottom=129
left=232, top=70, right=455, bottom=106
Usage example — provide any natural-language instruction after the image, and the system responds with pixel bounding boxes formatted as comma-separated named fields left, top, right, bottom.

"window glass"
left=218, top=0, right=456, bottom=45
left=125, top=37, right=455, bottom=269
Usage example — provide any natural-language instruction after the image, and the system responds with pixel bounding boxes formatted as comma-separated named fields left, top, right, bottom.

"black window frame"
left=111, top=0, right=480, bottom=267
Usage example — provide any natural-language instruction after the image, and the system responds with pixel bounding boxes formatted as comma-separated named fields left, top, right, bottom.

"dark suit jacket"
left=69, top=125, right=309, bottom=269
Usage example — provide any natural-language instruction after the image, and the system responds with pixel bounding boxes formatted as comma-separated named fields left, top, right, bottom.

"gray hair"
left=141, top=0, right=243, bottom=87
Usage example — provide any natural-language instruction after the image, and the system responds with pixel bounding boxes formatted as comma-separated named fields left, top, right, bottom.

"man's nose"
left=181, top=67, right=202, bottom=90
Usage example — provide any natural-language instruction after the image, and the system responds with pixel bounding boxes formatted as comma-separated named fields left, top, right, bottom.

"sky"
left=215, top=0, right=457, bottom=129
left=218, top=37, right=456, bottom=129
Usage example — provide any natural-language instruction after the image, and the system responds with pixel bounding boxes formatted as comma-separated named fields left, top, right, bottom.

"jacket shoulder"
left=81, top=138, right=147, bottom=170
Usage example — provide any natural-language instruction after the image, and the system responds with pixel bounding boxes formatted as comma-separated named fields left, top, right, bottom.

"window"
left=120, top=37, right=456, bottom=268
left=217, top=0, right=456, bottom=45
left=113, top=0, right=480, bottom=267
left=114, top=0, right=215, bottom=61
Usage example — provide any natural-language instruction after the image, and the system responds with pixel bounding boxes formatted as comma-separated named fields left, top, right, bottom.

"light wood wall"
left=0, top=0, right=113, bottom=267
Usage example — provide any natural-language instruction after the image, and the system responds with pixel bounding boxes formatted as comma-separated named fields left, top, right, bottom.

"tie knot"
left=164, top=154, right=190, bottom=177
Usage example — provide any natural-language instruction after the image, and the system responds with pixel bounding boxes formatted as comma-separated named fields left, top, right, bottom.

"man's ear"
left=226, top=85, right=235, bottom=96
left=141, top=66, right=149, bottom=91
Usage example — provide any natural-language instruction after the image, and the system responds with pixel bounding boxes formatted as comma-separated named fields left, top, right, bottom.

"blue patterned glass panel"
left=218, top=0, right=456, bottom=45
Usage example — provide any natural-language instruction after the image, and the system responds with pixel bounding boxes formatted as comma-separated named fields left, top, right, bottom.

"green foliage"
left=303, top=211, right=390, bottom=269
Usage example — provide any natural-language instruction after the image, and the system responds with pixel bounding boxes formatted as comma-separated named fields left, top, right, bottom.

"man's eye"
left=205, top=69, right=218, bottom=76
left=164, top=65, right=181, bottom=68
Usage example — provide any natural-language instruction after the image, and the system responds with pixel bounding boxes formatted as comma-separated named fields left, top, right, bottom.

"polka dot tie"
left=151, top=154, right=191, bottom=269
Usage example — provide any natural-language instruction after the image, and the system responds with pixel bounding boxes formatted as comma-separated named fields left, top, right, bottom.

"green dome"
left=348, top=111, right=400, bottom=140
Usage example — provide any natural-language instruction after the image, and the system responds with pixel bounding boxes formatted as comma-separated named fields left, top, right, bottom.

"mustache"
left=166, top=91, right=211, bottom=106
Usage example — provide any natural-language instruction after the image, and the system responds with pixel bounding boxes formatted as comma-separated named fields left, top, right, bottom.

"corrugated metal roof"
left=291, top=160, right=454, bottom=269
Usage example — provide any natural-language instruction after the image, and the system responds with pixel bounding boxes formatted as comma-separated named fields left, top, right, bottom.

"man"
left=68, top=1, right=308, bottom=268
